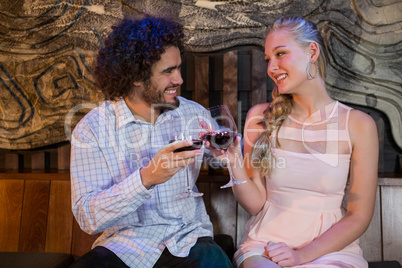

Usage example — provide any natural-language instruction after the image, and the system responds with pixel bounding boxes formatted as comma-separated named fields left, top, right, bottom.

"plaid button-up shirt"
left=71, top=96, right=213, bottom=267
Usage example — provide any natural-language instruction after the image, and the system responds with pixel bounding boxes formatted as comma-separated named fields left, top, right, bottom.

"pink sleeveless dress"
left=233, top=101, right=368, bottom=268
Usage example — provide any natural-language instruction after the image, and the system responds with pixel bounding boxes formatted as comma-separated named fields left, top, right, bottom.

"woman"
left=208, top=17, right=379, bottom=267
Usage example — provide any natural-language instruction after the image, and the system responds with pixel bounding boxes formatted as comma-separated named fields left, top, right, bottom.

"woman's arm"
left=294, top=109, right=379, bottom=264
left=228, top=103, right=270, bottom=215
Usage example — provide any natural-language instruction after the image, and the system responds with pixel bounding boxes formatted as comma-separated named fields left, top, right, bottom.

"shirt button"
left=163, top=205, right=167, bottom=209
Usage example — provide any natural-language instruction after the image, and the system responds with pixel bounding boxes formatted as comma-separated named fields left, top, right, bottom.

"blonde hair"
left=252, top=17, right=328, bottom=176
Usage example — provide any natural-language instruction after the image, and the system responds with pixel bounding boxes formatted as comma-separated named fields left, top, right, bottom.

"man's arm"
left=70, top=125, right=153, bottom=234
left=70, top=122, right=202, bottom=234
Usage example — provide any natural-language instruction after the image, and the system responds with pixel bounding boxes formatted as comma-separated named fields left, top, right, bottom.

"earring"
left=306, top=61, right=319, bottom=79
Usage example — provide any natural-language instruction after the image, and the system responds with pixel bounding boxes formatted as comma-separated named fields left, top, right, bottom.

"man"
left=70, top=16, right=232, bottom=267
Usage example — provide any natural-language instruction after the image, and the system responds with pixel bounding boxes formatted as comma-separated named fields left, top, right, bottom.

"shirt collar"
left=113, top=97, right=186, bottom=131
left=113, top=98, right=137, bottom=131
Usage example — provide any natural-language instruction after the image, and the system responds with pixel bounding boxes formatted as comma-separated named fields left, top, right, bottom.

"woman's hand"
left=200, top=121, right=242, bottom=165
left=199, top=121, right=225, bottom=159
left=264, top=241, right=302, bottom=267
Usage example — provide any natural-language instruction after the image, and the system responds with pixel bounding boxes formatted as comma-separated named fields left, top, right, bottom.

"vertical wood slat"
left=250, top=49, right=267, bottom=107
left=58, top=144, right=71, bottom=170
left=360, top=186, right=382, bottom=262
left=23, top=153, right=31, bottom=169
left=209, top=185, right=237, bottom=242
left=0, top=152, right=5, bottom=169
left=184, top=53, right=195, bottom=93
left=194, top=55, right=210, bottom=108
left=381, top=185, right=402, bottom=264
left=193, top=55, right=210, bottom=174
left=5, top=153, right=19, bottom=170
left=31, top=151, right=45, bottom=170
left=197, top=182, right=212, bottom=217
left=222, top=51, right=238, bottom=124
left=237, top=51, right=251, bottom=92
left=19, top=180, right=50, bottom=252
left=0, top=180, right=24, bottom=251
left=212, top=54, right=223, bottom=92
left=45, top=180, right=73, bottom=253
left=236, top=204, right=251, bottom=247
left=376, top=118, right=385, bottom=173
left=48, top=149, right=59, bottom=169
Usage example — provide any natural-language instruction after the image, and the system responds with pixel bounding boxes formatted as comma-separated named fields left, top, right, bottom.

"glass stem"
left=186, top=166, right=192, bottom=192
left=225, top=150, right=235, bottom=180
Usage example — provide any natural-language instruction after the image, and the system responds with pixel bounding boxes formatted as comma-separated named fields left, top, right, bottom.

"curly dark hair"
left=94, top=16, right=185, bottom=100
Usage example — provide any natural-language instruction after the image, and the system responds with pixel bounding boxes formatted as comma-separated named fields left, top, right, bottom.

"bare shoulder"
left=348, top=109, right=378, bottom=145
left=244, top=103, right=270, bottom=132
left=349, top=109, right=377, bottom=131
left=246, top=103, right=270, bottom=119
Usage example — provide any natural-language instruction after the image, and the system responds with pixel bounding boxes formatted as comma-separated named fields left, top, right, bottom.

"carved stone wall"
left=0, top=0, right=401, bottom=150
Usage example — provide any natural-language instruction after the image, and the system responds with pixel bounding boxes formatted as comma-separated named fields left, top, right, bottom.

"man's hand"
left=140, top=140, right=202, bottom=189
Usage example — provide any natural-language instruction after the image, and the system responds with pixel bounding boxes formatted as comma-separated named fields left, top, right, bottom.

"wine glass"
left=169, top=115, right=204, bottom=198
left=203, top=105, right=246, bottom=189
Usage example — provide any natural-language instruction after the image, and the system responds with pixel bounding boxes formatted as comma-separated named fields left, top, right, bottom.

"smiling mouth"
left=275, top=74, right=287, bottom=82
left=165, top=88, right=177, bottom=94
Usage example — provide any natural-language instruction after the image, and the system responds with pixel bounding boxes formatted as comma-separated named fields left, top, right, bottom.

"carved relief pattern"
left=0, top=0, right=401, bottom=149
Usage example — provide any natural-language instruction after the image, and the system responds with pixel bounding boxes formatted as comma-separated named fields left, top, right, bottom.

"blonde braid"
left=252, top=87, right=292, bottom=176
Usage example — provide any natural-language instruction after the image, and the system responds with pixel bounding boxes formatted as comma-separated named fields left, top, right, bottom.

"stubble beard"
left=142, top=79, right=180, bottom=111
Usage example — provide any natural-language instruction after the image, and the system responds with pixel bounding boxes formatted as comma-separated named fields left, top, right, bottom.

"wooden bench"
left=0, top=163, right=401, bottom=267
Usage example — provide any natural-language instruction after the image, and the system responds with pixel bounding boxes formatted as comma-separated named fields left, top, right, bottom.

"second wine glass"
left=169, top=114, right=204, bottom=198
left=203, top=105, right=246, bottom=189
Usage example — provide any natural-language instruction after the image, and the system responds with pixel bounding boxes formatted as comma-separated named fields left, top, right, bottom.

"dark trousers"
left=69, top=237, right=233, bottom=268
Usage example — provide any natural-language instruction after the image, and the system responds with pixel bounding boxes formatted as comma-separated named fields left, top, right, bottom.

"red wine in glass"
left=169, top=114, right=204, bottom=198
left=170, top=139, right=203, bottom=152
left=205, top=105, right=247, bottom=189
left=203, top=131, right=235, bottom=150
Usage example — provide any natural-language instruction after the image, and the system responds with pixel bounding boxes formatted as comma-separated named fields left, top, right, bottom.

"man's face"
left=141, top=46, right=183, bottom=109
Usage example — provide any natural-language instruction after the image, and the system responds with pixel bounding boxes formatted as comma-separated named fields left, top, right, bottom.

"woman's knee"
left=239, top=255, right=280, bottom=268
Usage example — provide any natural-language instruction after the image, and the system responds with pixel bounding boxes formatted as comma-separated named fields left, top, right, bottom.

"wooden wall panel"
left=250, top=49, right=267, bottom=107
left=360, top=186, right=382, bottom=262
left=237, top=51, right=251, bottom=93
left=19, top=180, right=50, bottom=252
left=377, top=116, right=386, bottom=172
left=48, top=148, right=59, bottom=169
left=0, top=153, right=5, bottom=169
left=184, top=53, right=195, bottom=93
left=197, top=182, right=212, bottom=217
left=31, top=152, right=45, bottom=170
left=194, top=56, right=210, bottom=108
left=23, top=153, right=31, bottom=169
left=5, top=153, right=18, bottom=170
left=222, top=51, right=238, bottom=124
left=212, top=54, right=223, bottom=92
left=0, top=180, right=24, bottom=251
left=45, top=180, right=73, bottom=253
left=209, top=185, right=237, bottom=241
left=381, top=185, right=402, bottom=264
left=193, top=55, right=210, bottom=174
left=58, top=144, right=71, bottom=170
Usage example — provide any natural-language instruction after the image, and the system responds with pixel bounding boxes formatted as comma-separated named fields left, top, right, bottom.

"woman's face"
left=264, top=29, right=312, bottom=95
